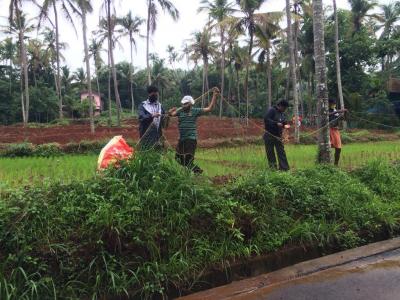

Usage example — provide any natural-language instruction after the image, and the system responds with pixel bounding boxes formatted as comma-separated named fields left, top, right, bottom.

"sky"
left=0, top=0, right=393, bottom=71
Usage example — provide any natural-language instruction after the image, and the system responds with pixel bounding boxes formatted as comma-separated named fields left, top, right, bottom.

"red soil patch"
left=0, top=117, right=265, bottom=147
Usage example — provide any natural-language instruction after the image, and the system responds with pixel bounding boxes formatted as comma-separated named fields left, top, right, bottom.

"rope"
left=135, top=89, right=214, bottom=150
left=220, top=96, right=339, bottom=143
left=348, top=112, right=400, bottom=129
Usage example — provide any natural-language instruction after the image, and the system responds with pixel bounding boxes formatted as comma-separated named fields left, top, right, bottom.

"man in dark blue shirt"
left=138, top=86, right=167, bottom=150
left=263, top=100, right=290, bottom=171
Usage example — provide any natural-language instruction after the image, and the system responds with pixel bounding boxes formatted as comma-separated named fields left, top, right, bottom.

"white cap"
left=181, top=95, right=195, bottom=105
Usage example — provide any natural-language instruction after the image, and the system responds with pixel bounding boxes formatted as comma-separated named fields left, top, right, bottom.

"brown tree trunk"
left=53, top=1, right=63, bottom=119
left=146, top=0, right=152, bottom=85
left=333, top=0, right=346, bottom=129
left=286, top=0, right=300, bottom=143
left=313, top=0, right=331, bottom=163
left=107, top=0, right=121, bottom=126
left=267, top=48, right=272, bottom=109
left=82, top=6, right=95, bottom=134
left=129, top=32, right=135, bottom=116
left=219, top=28, right=225, bottom=118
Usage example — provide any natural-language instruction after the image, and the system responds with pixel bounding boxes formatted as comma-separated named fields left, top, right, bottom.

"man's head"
left=181, top=95, right=195, bottom=112
left=147, top=85, right=159, bottom=102
left=329, top=99, right=337, bottom=109
left=277, top=100, right=289, bottom=112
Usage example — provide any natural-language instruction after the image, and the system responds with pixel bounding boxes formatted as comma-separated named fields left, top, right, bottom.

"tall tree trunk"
left=286, top=0, right=300, bottom=143
left=107, top=0, right=121, bottom=126
left=313, top=0, right=331, bottom=163
left=21, top=31, right=29, bottom=123
left=219, top=28, right=225, bottom=118
left=294, top=2, right=305, bottom=118
left=108, top=51, right=112, bottom=126
left=236, top=69, right=240, bottom=117
left=9, top=59, right=12, bottom=96
left=129, top=33, right=135, bottom=116
left=20, top=67, right=26, bottom=123
left=333, top=0, right=346, bottom=129
left=82, top=7, right=95, bottom=134
left=202, top=59, right=206, bottom=108
left=205, top=59, right=210, bottom=105
left=267, top=48, right=272, bottom=109
left=53, top=1, right=63, bottom=119
left=146, top=0, right=152, bottom=85
left=245, top=25, right=253, bottom=125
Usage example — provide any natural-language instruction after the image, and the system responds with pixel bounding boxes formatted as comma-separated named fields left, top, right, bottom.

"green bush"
left=63, top=140, right=105, bottom=154
left=33, top=143, right=63, bottom=157
left=0, top=155, right=400, bottom=299
left=0, top=143, right=35, bottom=157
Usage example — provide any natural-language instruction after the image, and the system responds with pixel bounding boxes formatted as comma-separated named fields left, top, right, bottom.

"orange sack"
left=97, top=136, right=134, bottom=170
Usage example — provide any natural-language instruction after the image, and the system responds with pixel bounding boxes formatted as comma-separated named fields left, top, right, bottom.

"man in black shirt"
left=263, top=100, right=290, bottom=171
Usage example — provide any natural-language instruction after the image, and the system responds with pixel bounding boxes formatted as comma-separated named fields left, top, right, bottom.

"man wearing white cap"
left=169, top=87, right=220, bottom=173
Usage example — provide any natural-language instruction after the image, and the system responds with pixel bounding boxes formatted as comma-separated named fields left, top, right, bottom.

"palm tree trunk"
left=333, top=0, right=346, bottom=129
left=245, top=27, right=253, bottom=126
left=286, top=0, right=300, bottom=143
left=202, top=58, right=206, bottom=107
left=294, top=3, right=305, bottom=118
left=146, top=0, right=152, bottom=85
left=267, top=48, right=272, bottom=109
left=129, top=33, right=135, bottom=116
left=313, top=0, right=331, bottom=163
left=219, top=28, right=225, bottom=118
left=107, top=0, right=121, bottom=126
left=20, top=68, right=26, bottom=123
left=205, top=59, right=210, bottom=105
left=9, top=59, right=12, bottom=96
left=53, top=1, right=63, bottom=119
left=236, top=69, right=240, bottom=117
left=82, top=6, right=95, bottom=134
left=108, top=51, right=112, bottom=126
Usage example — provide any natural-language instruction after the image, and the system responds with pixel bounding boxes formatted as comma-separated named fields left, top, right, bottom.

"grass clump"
left=1, top=154, right=400, bottom=299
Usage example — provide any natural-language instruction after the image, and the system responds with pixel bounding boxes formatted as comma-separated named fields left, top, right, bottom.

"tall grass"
left=1, top=152, right=400, bottom=298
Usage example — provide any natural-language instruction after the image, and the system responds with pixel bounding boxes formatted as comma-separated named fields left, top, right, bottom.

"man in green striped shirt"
left=169, top=87, right=220, bottom=173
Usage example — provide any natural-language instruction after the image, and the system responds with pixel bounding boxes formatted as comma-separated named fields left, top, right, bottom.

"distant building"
left=80, top=91, right=102, bottom=116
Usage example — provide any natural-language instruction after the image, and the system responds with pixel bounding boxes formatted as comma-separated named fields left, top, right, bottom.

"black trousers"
left=264, top=134, right=289, bottom=171
left=175, top=139, right=202, bottom=174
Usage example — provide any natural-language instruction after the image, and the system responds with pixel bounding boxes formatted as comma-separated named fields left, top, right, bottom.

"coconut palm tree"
left=313, top=0, right=331, bottom=163
left=7, top=2, right=34, bottom=124
left=102, top=0, right=122, bottom=126
left=199, top=0, right=235, bottom=118
left=0, top=37, right=16, bottom=95
left=95, top=16, right=123, bottom=125
left=88, top=38, right=104, bottom=96
left=74, top=0, right=95, bottom=133
left=236, top=0, right=281, bottom=123
left=188, top=28, right=218, bottom=107
left=255, top=18, right=280, bottom=110
left=333, top=0, right=346, bottom=129
left=348, top=0, right=378, bottom=32
left=35, top=0, right=77, bottom=119
left=145, top=0, right=179, bottom=85
left=286, top=0, right=300, bottom=143
left=377, top=2, right=400, bottom=70
left=42, top=27, right=67, bottom=100
left=119, top=12, right=144, bottom=115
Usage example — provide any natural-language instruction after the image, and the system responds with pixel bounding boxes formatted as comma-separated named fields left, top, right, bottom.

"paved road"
left=180, top=239, right=400, bottom=300
left=258, top=249, right=400, bottom=300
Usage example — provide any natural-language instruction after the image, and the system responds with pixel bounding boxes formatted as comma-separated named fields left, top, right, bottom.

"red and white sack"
left=97, top=136, right=134, bottom=170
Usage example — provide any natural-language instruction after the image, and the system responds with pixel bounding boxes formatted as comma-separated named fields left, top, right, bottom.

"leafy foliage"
left=1, top=153, right=400, bottom=298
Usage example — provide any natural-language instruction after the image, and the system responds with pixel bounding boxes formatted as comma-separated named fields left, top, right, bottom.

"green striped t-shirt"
left=177, top=108, right=203, bottom=140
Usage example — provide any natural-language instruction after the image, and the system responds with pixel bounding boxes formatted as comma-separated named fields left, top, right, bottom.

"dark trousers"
left=175, top=139, right=202, bottom=174
left=264, top=134, right=289, bottom=171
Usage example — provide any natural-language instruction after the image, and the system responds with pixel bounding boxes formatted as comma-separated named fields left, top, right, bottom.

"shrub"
left=33, top=143, right=63, bottom=157
left=0, top=143, right=35, bottom=157
left=0, top=156, right=399, bottom=299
